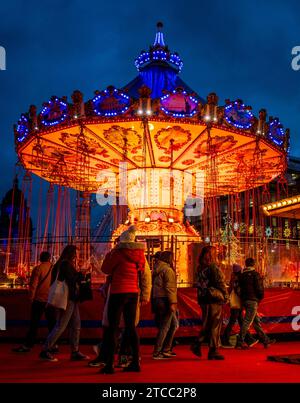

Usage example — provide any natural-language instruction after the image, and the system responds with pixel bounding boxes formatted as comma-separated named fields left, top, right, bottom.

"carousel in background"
left=3, top=22, right=290, bottom=287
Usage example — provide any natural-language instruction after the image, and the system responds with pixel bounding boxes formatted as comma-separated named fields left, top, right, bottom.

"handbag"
left=229, top=289, right=242, bottom=309
left=79, top=272, right=93, bottom=302
left=47, top=269, right=69, bottom=310
left=207, top=287, right=226, bottom=303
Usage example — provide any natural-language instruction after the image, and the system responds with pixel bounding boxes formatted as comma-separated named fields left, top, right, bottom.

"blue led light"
left=268, top=119, right=284, bottom=146
left=224, top=102, right=253, bottom=129
left=40, top=97, right=68, bottom=126
left=135, top=50, right=183, bottom=72
left=92, top=89, right=130, bottom=116
left=16, top=114, right=29, bottom=142
left=160, top=90, right=198, bottom=117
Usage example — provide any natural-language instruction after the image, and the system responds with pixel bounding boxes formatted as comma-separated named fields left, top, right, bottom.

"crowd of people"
left=12, top=225, right=275, bottom=373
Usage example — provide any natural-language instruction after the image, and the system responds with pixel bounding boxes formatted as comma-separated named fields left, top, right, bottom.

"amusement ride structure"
left=8, top=22, right=289, bottom=285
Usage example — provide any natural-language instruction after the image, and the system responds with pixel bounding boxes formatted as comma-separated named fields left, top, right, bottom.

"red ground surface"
left=1, top=341, right=300, bottom=383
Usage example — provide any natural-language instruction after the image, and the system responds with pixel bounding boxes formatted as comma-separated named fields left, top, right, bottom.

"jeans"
left=197, top=303, right=223, bottom=351
left=239, top=300, right=268, bottom=343
left=222, top=308, right=254, bottom=344
left=42, top=300, right=81, bottom=352
left=103, top=293, right=139, bottom=368
left=25, top=300, right=57, bottom=348
left=153, top=297, right=179, bottom=353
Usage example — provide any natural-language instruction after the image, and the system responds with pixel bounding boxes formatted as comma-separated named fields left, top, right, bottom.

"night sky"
left=1, top=0, right=300, bottom=206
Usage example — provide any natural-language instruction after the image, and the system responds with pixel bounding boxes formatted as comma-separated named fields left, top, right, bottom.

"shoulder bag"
left=47, top=267, right=69, bottom=310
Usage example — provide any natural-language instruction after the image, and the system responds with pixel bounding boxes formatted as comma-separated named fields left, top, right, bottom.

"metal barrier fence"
left=0, top=235, right=299, bottom=288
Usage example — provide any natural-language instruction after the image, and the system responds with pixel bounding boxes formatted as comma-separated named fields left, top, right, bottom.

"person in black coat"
left=221, top=264, right=258, bottom=348
left=191, top=246, right=228, bottom=360
left=236, top=257, right=275, bottom=349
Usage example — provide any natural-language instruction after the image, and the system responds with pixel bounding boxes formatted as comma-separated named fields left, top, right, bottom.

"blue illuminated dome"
left=123, top=22, right=204, bottom=101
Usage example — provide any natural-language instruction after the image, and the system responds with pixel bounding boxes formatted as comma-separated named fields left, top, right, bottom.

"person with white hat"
left=99, top=225, right=146, bottom=374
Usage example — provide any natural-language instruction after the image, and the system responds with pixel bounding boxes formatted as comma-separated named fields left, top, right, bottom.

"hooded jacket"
left=239, top=266, right=264, bottom=302
left=152, top=260, right=177, bottom=304
left=101, top=241, right=146, bottom=294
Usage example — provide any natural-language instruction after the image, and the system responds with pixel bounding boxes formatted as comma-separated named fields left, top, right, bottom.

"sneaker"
left=12, top=345, right=31, bottom=353
left=116, top=355, right=131, bottom=368
left=208, top=351, right=225, bottom=360
left=247, top=339, right=259, bottom=348
left=48, top=345, right=59, bottom=354
left=152, top=352, right=172, bottom=360
left=190, top=343, right=202, bottom=357
left=162, top=350, right=176, bottom=357
left=88, top=357, right=106, bottom=367
left=221, top=340, right=234, bottom=348
left=123, top=363, right=141, bottom=372
left=99, top=365, right=115, bottom=374
left=71, top=351, right=90, bottom=361
left=235, top=341, right=249, bottom=350
left=39, top=350, right=58, bottom=362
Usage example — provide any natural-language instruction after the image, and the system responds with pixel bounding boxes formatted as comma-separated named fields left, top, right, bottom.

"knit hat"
left=232, top=263, right=242, bottom=273
left=158, top=251, right=173, bottom=265
left=119, top=225, right=136, bottom=243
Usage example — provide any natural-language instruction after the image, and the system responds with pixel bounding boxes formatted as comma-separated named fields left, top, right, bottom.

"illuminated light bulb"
left=74, top=115, right=78, bottom=119
left=144, top=216, right=151, bottom=223
left=137, top=109, right=143, bottom=115
left=288, top=199, right=292, bottom=204
left=213, top=117, right=217, bottom=122
left=293, top=198, right=297, bottom=203
left=277, top=202, right=282, bottom=207
left=204, top=115, right=210, bottom=121
left=283, top=201, right=287, bottom=205
left=263, top=206, right=267, bottom=210
left=272, top=204, right=277, bottom=208
left=168, top=217, right=174, bottom=223
left=146, top=110, right=152, bottom=115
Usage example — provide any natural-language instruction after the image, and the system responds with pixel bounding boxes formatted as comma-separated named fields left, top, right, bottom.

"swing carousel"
left=11, top=22, right=289, bottom=285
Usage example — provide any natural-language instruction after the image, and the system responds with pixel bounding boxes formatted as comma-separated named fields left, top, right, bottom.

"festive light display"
left=224, top=101, right=254, bottom=129
left=40, top=96, right=68, bottom=126
left=12, top=23, right=290, bottom=284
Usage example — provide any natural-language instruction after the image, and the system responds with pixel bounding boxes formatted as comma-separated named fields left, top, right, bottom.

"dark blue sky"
left=1, top=0, right=300, bottom=205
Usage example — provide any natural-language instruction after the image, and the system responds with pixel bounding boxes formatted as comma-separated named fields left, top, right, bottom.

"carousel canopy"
left=14, top=23, right=289, bottom=198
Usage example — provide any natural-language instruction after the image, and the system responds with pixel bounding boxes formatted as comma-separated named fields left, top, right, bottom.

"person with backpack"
left=12, top=251, right=57, bottom=353
left=236, top=257, right=275, bottom=349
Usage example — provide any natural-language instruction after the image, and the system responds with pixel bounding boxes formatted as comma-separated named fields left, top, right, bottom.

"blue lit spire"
left=153, top=22, right=165, bottom=48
